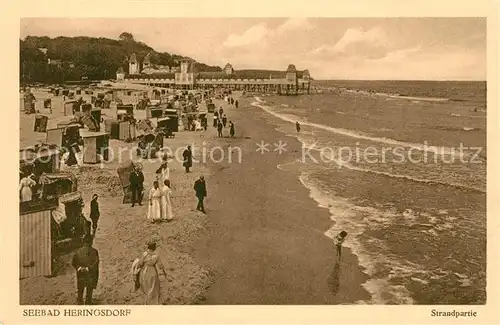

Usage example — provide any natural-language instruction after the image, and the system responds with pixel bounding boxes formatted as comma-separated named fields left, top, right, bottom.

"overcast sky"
left=20, top=18, right=486, bottom=80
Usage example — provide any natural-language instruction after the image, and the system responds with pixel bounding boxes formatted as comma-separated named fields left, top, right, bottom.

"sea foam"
left=252, top=98, right=458, bottom=155
left=298, top=173, right=421, bottom=304
left=253, top=98, right=485, bottom=193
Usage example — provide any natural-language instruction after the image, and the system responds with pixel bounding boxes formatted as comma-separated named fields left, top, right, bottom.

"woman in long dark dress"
left=65, top=140, right=79, bottom=166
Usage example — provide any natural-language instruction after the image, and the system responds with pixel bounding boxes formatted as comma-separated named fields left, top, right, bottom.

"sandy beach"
left=14, top=16, right=491, bottom=315
left=20, top=91, right=370, bottom=305
left=20, top=93, right=215, bottom=304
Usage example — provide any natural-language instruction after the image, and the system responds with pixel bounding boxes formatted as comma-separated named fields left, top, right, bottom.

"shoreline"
left=19, top=87, right=486, bottom=305
left=192, top=94, right=371, bottom=304
left=20, top=91, right=372, bottom=305
left=244, top=91, right=486, bottom=305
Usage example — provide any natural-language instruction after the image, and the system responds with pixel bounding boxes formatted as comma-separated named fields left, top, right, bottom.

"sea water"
left=253, top=80, right=486, bottom=305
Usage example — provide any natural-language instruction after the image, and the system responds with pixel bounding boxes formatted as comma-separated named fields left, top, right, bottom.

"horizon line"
left=312, top=79, right=486, bottom=82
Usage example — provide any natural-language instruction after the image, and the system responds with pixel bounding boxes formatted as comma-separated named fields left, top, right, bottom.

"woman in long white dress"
left=160, top=180, right=173, bottom=221
left=147, top=181, right=162, bottom=223
left=19, top=174, right=37, bottom=202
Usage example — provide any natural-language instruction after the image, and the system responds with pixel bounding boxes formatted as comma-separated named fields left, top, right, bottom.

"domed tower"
left=224, top=63, right=234, bottom=75
left=180, top=59, right=191, bottom=73
left=285, top=64, right=298, bottom=95
left=176, top=59, right=196, bottom=89
left=129, top=53, right=139, bottom=74
left=302, top=69, right=311, bottom=94
left=303, top=69, right=310, bottom=80
left=286, top=64, right=297, bottom=81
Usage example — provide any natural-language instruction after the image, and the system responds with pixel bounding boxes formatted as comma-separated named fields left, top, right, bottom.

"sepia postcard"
left=0, top=0, right=499, bottom=324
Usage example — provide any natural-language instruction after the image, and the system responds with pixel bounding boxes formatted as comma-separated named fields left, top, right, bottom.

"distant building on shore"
left=128, top=53, right=140, bottom=75
left=116, top=67, right=125, bottom=81
left=118, top=53, right=311, bottom=95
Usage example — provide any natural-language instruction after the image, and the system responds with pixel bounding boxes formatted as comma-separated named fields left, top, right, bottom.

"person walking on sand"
left=194, top=175, right=207, bottom=213
left=229, top=121, right=235, bottom=138
left=129, top=164, right=145, bottom=207
left=138, top=240, right=167, bottom=305
left=213, top=111, right=218, bottom=128
left=296, top=121, right=301, bottom=133
left=222, top=114, right=228, bottom=128
left=155, top=158, right=170, bottom=185
left=71, top=235, right=99, bottom=305
left=217, top=121, right=223, bottom=137
left=89, top=194, right=100, bottom=236
left=160, top=180, right=173, bottom=221
left=235, top=100, right=239, bottom=108
left=182, top=145, right=193, bottom=173
left=333, top=231, right=348, bottom=261
left=147, top=181, right=162, bottom=223
left=19, top=173, right=36, bottom=202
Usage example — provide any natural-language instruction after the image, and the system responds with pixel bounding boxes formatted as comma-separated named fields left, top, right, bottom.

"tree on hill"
left=119, top=32, right=134, bottom=42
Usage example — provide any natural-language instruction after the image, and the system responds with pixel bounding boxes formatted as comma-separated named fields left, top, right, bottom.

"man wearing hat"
left=129, top=163, right=145, bottom=207
left=182, top=145, right=193, bottom=173
left=71, top=235, right=100, bottom=305
left=194, top=175, right=207, bottom=213
left=89, top=194, right=100, bottom=236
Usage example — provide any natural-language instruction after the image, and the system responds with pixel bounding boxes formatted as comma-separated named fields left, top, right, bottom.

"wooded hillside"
left=20, top=32, right=222, bottom=84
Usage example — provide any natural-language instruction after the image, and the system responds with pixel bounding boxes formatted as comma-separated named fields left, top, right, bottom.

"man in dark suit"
left=71, top=235, right=99, bottom=305
left=129, top=165, right=144, bottom=207
left=194, top=175, right=207, bottom=213
left=182, top=146, right=193, bottom=173
left=217, top=122, right=223, bottom=137
left=89, top=194, right=100, bottom=236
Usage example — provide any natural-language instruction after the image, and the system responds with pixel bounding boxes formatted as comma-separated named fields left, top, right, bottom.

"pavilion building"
left=117, top=54, right=311, bottom=95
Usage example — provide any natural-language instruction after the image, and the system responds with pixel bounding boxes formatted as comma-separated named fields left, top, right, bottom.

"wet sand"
left=192, top=95, right=371, bottom=304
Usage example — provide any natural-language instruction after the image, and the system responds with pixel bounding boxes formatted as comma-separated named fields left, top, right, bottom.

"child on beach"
left=333, top=231, right=348, bottom=261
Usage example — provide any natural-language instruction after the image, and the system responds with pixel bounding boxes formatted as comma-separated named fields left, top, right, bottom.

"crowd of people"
left=121, top=148, right=208, bottom=304
left=212, top=98, right=237, bottom=138
left=71, top=151, right=208, bottom=305
left=23, top=91, right=239, bottom=306
left=115, top=97, right=231, bottom=304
